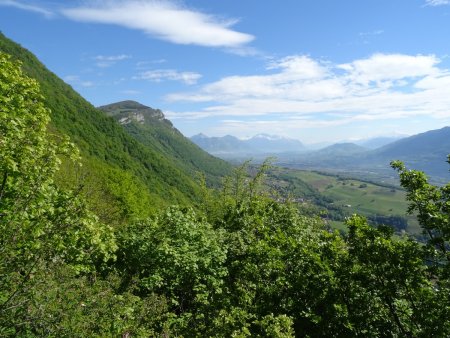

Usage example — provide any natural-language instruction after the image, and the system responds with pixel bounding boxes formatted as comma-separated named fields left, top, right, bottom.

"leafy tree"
left=0, top=52, right=116, bottom=335
left=116, top=206, right=228, bottom=335
left=337, top=216, right=440, bottom=337
left=202, top=161, right=343, bottom=336
left=392, top=159, right=450, bottom=265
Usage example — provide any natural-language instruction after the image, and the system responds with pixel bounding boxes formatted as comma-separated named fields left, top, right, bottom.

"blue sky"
left=1, top=0, right=450, bottom=143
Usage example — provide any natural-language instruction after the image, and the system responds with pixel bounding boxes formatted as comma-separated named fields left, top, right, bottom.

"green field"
left=270, top=168, right=420, bottom=234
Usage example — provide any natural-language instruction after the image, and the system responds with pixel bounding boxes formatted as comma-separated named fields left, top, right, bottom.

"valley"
left=267, top=168, right=420, bottom=236
left=1, top=15, right=450, bottom=336
left=193, top=129, right=450, bottom=185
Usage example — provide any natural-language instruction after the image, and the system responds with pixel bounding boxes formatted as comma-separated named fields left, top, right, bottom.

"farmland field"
left=269, top=168, right=421, bottom=235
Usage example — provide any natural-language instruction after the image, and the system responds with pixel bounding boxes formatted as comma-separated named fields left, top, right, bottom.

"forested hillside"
left=0, top=32, right=230, bottom=222
left=98, top=100, right=232, bottom=187
left=2, top=34, right=450, bottom=337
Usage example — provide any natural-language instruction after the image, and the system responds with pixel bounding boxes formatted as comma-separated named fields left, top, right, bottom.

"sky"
left=1, top=0, right=450, bottom=144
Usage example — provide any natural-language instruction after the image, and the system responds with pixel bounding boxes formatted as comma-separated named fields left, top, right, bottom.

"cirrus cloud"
left=134, top=69, right=202, bottom=85
left=0, top=0, right=53, bottom=17
left=62, top=0, right=254, bottom=48
left=94, top=54, right=131, bottom=67
left=425, top=0, right=450, bottom=6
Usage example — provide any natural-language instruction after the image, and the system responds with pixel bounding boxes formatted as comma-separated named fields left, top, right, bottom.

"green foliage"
left=4, top=29, right=450, bottom=336
left=4, top=265, right=167, bottom=337
left=0, top=52, right=117, bottom=334
left=368, top=214, right=408, bottom=231
left=99, top=100, right=233, bottom=188
left=0, top=32, right=224, bottom=221
left=57, top=157, right=156, bottom=225
left=339, top=215, right=439, bottom=336
left=116, top=206, right=228, bottom=334
left=392, top=159, right=450, bottom=263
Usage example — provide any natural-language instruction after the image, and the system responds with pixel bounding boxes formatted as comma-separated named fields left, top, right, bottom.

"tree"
left=116, top=206, right=227, bottom=335
left=0, top=52, right=116, bottom=334
left=391, top=159, right=450, bottom=268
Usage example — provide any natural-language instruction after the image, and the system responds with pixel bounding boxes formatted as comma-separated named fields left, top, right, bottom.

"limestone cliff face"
left=98, top=100, right=171, bottom=126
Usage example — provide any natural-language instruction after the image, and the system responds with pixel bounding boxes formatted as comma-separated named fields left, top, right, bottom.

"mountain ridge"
left=191, top=133, right=305, bottom=155
left=98, top=101, right=232, bottom=186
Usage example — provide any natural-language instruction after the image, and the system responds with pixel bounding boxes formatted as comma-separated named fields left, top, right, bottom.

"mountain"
left=98, top=100, right=232, bottom=186
left=190, top=134, right=251, bottom=154
left=374, top=127, right=450, bottom=159
left=191, top=133, right=305, bottom=157
left=246, top=134, right=305, bottom=153
left=356, top=136, right=406, bottom=149
left=277, top=142, right=370, bottom=172
left=368, top=126, right=450, bottom=178
left=277, top=127, right=450, bottom=183
left=314, top=143, right=368, bottom=156
left=0, top=32, right=231, bottom=222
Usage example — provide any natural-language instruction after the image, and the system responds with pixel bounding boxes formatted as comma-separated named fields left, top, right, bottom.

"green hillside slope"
left=0, top=32, right=229, bottom=221
left=98, top=100, right=232, bottom=186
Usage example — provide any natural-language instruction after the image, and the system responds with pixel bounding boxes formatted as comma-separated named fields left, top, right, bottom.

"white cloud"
left=0, top=0, right=53, bottom=17
left=339, top=53, right=439, bottom=85
left=425, top=0, right=450, bottom=6
left=136, top=59, right=167, bottom=69
left=359, top=30, right=384, bottom=37
left=357, top=29, right=384, bottom=44
left=64, top=75, right=94, bottom=88
left=95, top=54, right=130, bottom=61
left=63, top=75, right=80, bottom=82
left=166, top=53, right=450, bottom=129
left=62, top=0, right=254, bottom=48
left=268, top=55, right=329, bottom=79
left=134, top=69, right=202, bottom=85
left=80, top=81, right=94, bottom=87
left=94, top=54, right=131, bottom=67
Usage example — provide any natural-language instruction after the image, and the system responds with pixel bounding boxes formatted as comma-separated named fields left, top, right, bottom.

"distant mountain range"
left=192, top=128, right=449, bottom=183
left=355, top=136, right=406, bottom=149
left=190, top=133, right=305, bottom=156
left=313, top=143, right=368, bottom=156
left=191, top=133, right=406, bottom=156
left=282, top=127, right=450, bottom=183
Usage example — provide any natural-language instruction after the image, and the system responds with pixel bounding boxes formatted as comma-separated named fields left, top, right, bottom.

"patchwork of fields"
left=270, top=168, right=420, bottom=235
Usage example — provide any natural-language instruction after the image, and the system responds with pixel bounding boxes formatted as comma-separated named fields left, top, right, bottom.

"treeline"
left=2, top=53, right=450, bottom=337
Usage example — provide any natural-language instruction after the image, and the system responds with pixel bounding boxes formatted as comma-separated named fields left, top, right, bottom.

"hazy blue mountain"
left=314, top=143, right=368, bottom=156
left=356, top=136, right=406, bottom=149
left=366, top=126, right=450, bottom=179
left=278, top=127, right=450, bottom=183
left=190, top=134, right=251, bottom=154
left=190, top=133, right=304, bottom=156
left=374, top=127, right=450, bottom=159
left=246, top=134, right=305, bottom=153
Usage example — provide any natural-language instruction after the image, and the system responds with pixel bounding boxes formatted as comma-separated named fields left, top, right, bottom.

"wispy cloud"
left=425, top=0, right=450, bottom=6
left=94, top=54, right=131, bottom=67
left=64, top=75, right=95, bottom=88
left=62, top=0, right=254, bottom=48
left=136, top=59, right=167, bottom=69
left=0, top=0, right=53, bottom=17
left=166, top=53, right=450, bottom=133
left=359, top=29, right=384, bottom=37
left=358, top=29, right=384, bottom=44
left=134, top=69, right=202, bottom=85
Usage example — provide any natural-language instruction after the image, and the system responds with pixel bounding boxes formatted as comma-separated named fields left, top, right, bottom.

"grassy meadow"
left=271, top=169, right=420, bottom=234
